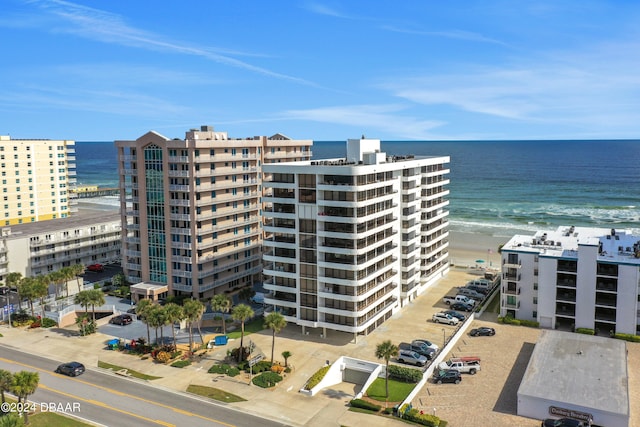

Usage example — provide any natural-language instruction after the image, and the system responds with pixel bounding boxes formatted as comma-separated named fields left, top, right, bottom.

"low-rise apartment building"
left=0, top=206, right=121, bottom=283
left=501, top=225, right=640, bottom=335
left=262, top=138, right=450, bottom=338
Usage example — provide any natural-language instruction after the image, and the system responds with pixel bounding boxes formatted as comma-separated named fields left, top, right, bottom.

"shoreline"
left=448, top=231, right=509, bottom=270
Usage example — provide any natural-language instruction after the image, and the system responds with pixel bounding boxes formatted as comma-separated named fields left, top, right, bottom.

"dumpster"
left=214, top=335, right=228, bottom=346
left=107, top=339, right=120, bottom=350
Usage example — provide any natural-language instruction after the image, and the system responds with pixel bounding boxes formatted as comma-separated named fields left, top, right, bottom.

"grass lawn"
left=366, top=378, right=416, bottom=402
left=484, top=290, right=501, bottom=314
left=97, top=360, right=162, bottom=380
left=29, top=412, right=94, bottom=427
left=226, top=318, right=265, bottom=339
left=186, top=384, right=247, bottom=403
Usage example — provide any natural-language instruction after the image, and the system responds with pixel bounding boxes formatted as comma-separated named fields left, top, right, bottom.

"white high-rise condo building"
left=0, top=135, right=77, bottom=226
left=262, top=138, right=450, bottom=338
left=115, top=126, right=312, bottom=300
left=501, top=225, right=640, bottom=335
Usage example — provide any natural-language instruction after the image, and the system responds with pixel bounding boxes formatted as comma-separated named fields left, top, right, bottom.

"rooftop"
left=502, top=225, right=640, bottom=264
left=518, top=329, right=629, bottom=415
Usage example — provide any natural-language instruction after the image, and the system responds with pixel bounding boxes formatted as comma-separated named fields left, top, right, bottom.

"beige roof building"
left=116, top=125, right=312, bottom=299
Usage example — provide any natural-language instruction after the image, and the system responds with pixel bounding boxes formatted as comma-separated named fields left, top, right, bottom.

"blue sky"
left=1, top=0, right=639, bottom=141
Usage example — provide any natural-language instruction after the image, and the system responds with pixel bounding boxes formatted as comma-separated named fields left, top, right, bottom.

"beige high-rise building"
left=0, top=135, right=77, bottom=226
left=116, top=125, right=312, bottom=300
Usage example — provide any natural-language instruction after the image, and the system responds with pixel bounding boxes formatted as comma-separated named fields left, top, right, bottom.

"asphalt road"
left=0, top=346, right=290, bottom=427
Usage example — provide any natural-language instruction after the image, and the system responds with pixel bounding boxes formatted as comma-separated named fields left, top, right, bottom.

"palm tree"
left=182, top=299, right=205, bottom=353
left=74, top=290, right=92, bottom=316
left=48, top=270, right=65, bottom=299
left=146, top=305, right=162, bottom=345
left=210, top=294, right=231, bottom=335
left=33, top=275, right=49, bottom=318
left=163, top=303, right=183, bottom=350
left=19, top=277, right=37, bottom=317
left=59, top=266, right=75, bottom=297
left=231, top=304, right=254, bottom=362
left=264, top=311, right=286, bottom=364
left=88, top=288, right=105, bottom=322
left=375, top=340, right=399, bottom=401
left=0, top=413, right=24, bottom=427
left=135, top=299, right=153, bottom=345
left=0, top=369, right=13, bottom=404
left=282, top=351, right=292, bottom=368
left=5, top=273, right=22, bottom=309
left=11, top=370, right=39, bottom=424
left=70, top=263, right=85, bottom=294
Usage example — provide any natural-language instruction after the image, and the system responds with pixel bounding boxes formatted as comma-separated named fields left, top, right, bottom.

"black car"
left=55, top=362, right=85, bottom=377
left=470, top=327, right=496, bottom=336
left=450, top=302, right=474, bottom=312
left=109, top=314, right=133, bottom=325
left=433, top=369, right=462, bottom=384
left=399, top=342, right=436, bottom=360
left=442, top=310, right=466, bottom=321
left=541, top=418, right=585, bottom=427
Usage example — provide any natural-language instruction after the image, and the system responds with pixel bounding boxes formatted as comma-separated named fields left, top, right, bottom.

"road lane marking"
left=0, top=356, right=236, bottom=427
left=41, top=384, right=175, bottom=427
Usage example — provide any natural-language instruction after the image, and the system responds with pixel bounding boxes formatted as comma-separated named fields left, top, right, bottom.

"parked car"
left=399, top=342, right=436, bottom=360
left=432, top=369, right=462, bottom=384
left=442, top=310, right=466, bottom=321
left=465, top=284, right=490, bottom=295
left=86, top=263, right=104, bottom=272
left=412, top=339, right=439, bottom=352
left=456, top=287, right=486, bottom=300
left=438, top=356, right=481, bottom=374
left=541, top=418, right=585, bottom=427
left=55, top=362, right=85, bottom=377
left=450, top=302, right=474, bottom=312
left=109, top=314, right=133, bottom=325
left=470, top=327, right=496, bottom=336
left=397, top=350, right=428, bottom=367
left=432, top=312, right=459, bottom=325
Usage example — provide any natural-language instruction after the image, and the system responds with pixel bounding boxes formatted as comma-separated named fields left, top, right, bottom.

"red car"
left=87, top=264, right=104, bottom=272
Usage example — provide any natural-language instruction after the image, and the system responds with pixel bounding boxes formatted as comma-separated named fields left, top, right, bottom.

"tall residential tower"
left=116, top=126, right=311, bottom=299
left=262, top=138, right=450, bottom=338
left=0, top=135, right=77, bottom=226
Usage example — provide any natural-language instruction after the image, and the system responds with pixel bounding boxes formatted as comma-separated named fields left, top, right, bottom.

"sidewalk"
left=0, top=268, right=479, bottom=427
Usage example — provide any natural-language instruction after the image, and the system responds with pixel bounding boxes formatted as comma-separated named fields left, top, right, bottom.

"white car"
left=432, top=312, right=459, bottom=325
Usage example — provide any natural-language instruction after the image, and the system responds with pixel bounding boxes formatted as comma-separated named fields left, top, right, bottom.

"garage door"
left=343, top=368, right=371, bottom=384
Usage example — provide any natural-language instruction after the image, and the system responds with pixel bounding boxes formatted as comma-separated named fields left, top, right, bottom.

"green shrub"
left=387, top=365, right=422, bottom=383
left=93, top=283, right=101, bottom=289
left=576, top=327, right=595, bottom=335
left=304, top=364, right=331, bottom=390
left=41, top=317, right=57, bottom=328
left=612, top=333, right=640, bottom=342
left=170, top=350, right=182, bottom=359
left=519, top=319, right=539, bottom=328
left=171, top=360, right=192, bottom=368
left=350, top=399, right=381, bottom=411
left=252, top=371, right=282, bottom=388
left=208, top=363, right=240, bottom=377
left=403, top=408, right=441, bottom=426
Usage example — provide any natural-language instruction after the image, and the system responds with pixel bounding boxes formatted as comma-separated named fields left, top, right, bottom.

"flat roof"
left=518, top=329, right=628, bottom=415
left=502, top=225, right=640, bottom=265
left=2, top=201, right=120, bottom=238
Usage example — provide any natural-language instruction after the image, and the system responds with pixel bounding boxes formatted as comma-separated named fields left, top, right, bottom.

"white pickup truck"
left=438, top=357, right=481, bottom=375
left=442, top=294, right=476, bottom=306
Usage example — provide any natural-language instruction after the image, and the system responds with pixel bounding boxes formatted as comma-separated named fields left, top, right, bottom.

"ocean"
left=75, top=140, right=640, bottom=238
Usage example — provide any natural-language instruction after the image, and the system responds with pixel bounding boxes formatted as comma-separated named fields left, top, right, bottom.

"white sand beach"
left=448, top=231, right=509, bottom=271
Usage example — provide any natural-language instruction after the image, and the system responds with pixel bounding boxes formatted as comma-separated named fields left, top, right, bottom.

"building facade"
left=0, top=208, right=121, bottom=282
left=500, top=226, right=640, bottom=335
left=0, top=135, right=77, bottom=226
left=261, top=138, right=450, bottom=338
left=115, top=126, right=312, bottom=299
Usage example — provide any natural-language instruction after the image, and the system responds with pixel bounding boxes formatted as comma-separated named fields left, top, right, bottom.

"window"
left=532, top=311, right=537, bottom=318
left=533, top=297, right=538, bottom=305
left=533, top=282, right=538, bottom=290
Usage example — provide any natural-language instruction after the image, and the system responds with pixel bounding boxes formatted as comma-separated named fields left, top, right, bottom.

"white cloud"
left=382, top=25, right=509, bottom=47
left=26, top=0, right=317, bottom=85
left=280, top=104, right=445, bottom=139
